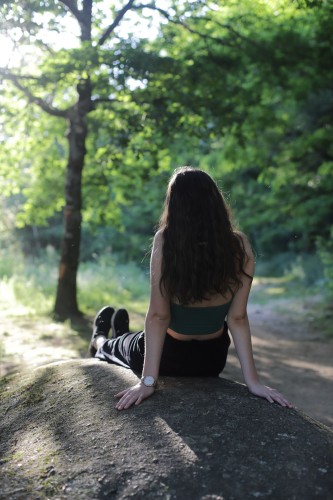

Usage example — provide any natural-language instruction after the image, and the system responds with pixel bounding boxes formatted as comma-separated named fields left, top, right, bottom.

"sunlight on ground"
left=0, top=279, right=147, bottom=377
left=0, top=361, right=207, bottom=496
left=0, top=281, right=87, bottom=376
left=6, top=425, right=59, bottom=481
left=253, top=276, right=293, bottom=285
left=153, top=416, right=199, bottom=464
left=266, top=287, right=285, bottom=295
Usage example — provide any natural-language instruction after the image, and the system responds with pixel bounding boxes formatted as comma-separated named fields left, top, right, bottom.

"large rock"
left=0, top=359, right=332, bottom=499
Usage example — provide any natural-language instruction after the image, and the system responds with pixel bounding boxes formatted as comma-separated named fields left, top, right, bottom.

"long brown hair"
left=158, top=167, right=249, bottom=304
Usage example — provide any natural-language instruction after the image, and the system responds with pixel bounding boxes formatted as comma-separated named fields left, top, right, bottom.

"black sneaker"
left=89, top=306, right=115, bottom=357
left=111, top=308, right=130, bottom=338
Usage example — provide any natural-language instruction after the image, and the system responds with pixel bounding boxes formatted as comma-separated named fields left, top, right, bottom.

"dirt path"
left=1, top=293, right=332, bottom=429
left=224, top=302, right=333, bottom=429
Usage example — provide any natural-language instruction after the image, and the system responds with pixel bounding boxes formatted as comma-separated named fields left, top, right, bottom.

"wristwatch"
left=141, top=375, right=157, bottom=387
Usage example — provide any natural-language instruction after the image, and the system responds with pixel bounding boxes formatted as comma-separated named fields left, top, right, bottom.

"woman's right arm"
left=115, top=230, right=170, bottom=410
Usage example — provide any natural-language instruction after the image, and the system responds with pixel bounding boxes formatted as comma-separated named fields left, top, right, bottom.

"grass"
left=78, top=255, right=150, bottom=319
left=251, top=275, right=310, bottom=304
left=0, top=247, right=151, bottom=376
left=0, top=246, right=150, bottom=328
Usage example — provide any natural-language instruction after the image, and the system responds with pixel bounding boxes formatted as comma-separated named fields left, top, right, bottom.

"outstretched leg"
left=89, top=306, right=115, bottom=357
left=90, top=306, right=144, bottom=372
left=111, top=308, right=130, bottom=338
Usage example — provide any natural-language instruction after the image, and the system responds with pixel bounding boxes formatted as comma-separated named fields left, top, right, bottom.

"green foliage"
left=0, top=245, right=149, bottom=318
left=78, top=255, right=149, bottom=317
left=0, top=0, right=332, bottom=306
left=0, top=93, right=67, bottom=226
left=255, top=251, right=324, bottom=285
left=152, top=0, right=333, bottom=255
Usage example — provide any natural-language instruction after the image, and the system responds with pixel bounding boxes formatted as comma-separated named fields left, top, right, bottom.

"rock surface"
left=0, top=359, right=332, bottom=500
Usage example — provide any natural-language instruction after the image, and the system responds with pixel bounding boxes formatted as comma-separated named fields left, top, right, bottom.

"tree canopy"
left=0, top=0, right=332, bottom=315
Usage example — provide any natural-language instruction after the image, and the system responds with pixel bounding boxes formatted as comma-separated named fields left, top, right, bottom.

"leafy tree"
left=1, top=0, right=332, bottom=319
left=0, top=0, right=210, bottom=319
left=149, top=0, right=333, bottom=255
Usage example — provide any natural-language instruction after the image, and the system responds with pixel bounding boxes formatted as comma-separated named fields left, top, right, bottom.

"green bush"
left=255, top=251, right=324, bottom=286
left=0, top=244, right=24, bottom=280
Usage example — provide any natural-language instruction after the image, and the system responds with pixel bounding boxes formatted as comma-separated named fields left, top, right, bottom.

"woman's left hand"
left=247, top=382, right=293, bottom=408
left=114, top=383, right=155, bottom=410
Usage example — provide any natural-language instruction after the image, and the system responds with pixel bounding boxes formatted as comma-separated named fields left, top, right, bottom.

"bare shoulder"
left=154, top=228, right=164, bottom=243
left=151, top=229, right=165, bottom=261
left=234, top=230, right=254, bottom=258
left=153, top=229, right=165, bottom=251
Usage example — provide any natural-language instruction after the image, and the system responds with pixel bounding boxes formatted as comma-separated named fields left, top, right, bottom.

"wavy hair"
left=158, top=167, right=250, bottom=304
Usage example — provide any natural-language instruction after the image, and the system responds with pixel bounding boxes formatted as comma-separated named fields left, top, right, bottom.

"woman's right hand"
left=114, top=383, right=155, bottom=410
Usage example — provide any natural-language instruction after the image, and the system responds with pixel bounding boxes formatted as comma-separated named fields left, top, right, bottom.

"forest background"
left=0, top=0, right=332, bottom=336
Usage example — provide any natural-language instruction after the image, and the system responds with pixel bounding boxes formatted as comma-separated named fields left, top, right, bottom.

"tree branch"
left=208, top=19, right=263, bottom=50
left=98, top=0, right=136, bottom=46
left=59, top=1, right=93, bottom=41
left=59, top=0, right=83, bottom=23
left=133, top=4, right=252, bottom=47
left=0, top=70, right=40, bottom=82
left=0, top=70, right=69, bottom=118
left=92, top=97, right=117, bottom=103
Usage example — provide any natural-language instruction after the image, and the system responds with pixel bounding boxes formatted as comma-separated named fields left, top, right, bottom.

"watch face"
left=143, top=376, right=155, bottom=386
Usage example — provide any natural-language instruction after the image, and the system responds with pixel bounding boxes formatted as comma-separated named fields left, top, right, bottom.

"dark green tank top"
left=168, top=301, right=232, bottom=335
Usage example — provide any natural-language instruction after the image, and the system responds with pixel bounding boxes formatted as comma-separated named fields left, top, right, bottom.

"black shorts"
left=95, top=322, right=230, bottom=377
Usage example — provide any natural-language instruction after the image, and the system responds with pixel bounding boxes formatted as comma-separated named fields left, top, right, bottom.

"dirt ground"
left=0, top=292, right=332, bottom=429
left=225, top=301, right=333, bottom=429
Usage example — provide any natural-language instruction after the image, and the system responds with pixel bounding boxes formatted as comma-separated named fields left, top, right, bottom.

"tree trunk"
left=54, top=1, right=93, bottom=320
left=53, top=79, right=92, bottom=320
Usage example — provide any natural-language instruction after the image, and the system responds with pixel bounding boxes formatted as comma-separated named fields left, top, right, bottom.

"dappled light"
left=0, top=297, right=88, bottom=376
left=265, top=287, right=285, bottom=296
left=0, top=362, right=209, bottom=496
left=1, top=361, right=332, bottom=498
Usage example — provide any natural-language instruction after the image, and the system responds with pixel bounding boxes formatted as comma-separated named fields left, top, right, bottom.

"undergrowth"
left=0, top=245, right=150, bottom=320
left=0, top=246, right=331, bottom=337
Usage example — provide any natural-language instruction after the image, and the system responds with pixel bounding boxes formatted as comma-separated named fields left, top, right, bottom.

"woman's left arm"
left=228, top=233, right=293, bottom=408
left=228, top=313, right=292, bottom=407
